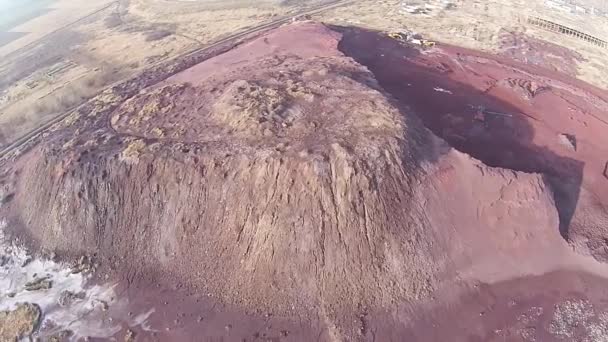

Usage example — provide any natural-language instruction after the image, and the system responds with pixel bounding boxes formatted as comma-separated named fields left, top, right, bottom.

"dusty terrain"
left=0, top=303, right=40, bottom=341
left=2, top=0, right=607, bottom=153
left=317, top=0, right=608, bottom=90
left=0, top=0, right=333, bottom=150
left=0, top=21, right=608, bottom=341
left=1, top=0, right=608, bottom=341
left=337, top=25, right=608, bottom=261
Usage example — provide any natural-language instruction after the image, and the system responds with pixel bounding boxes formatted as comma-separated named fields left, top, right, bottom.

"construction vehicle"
left=388, top=32, right=409, bottom=42
left=470, top=105, right=513, bottom=119
left=421, top=39, right=436, bottom=48
left=410, top=38, right=436, bottom=48
left=388, top=31, right=436, bottom=49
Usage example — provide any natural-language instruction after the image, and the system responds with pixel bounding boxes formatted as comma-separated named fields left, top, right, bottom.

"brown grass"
left=0, top=70, right=123, bottom=148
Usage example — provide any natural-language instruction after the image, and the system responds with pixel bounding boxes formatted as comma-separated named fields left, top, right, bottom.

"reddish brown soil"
left=168, top=22, right=343, bottom=86
left=104, top=279, right=326, bottom=342
left=2, top=23, right=608, bottom=341
left=97, top=269, right=608, bottom=342
left=498, top=30, right=586, bottom=77
left=337, top=25, right=608, bottom=261
left=400, top=270, right=608, bottom=342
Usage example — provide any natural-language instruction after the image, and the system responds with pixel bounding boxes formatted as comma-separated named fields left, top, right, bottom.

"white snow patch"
left=0, top=220, right=154, bottom=340
left=433, top=87, right=453, bottom=94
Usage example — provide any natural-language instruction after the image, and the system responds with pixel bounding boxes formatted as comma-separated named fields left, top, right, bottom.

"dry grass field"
left=317, top=0, right=608, bottom=89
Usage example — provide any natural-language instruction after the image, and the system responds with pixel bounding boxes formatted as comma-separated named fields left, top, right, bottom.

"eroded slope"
left=2, top=22, right=568, bottom=339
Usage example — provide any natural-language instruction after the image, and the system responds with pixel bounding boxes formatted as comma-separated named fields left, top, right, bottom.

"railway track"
left=0, top=0, right=354, bottom=159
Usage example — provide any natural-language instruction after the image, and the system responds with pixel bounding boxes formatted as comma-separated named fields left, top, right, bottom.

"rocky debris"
left=0, top=255, right=9, bottom=267
left=500, top=78, right=551, bottom=100
left=0, top=303, right=41, bottom=341
left=24, top=276, right=53, bottom=291
left=558, top=133, right=577, bottom=151
left=94, top=300, right=109, bottom=312
left=564, top=187, right=608, bottom=262
left=70, top=255, right=96, bottom=274
left=57, top=290, right=86, bottom=307
left=48, top=330, right=74, bottom=342
left=586, top=313, right=608, bottom=342
left=0, top=235, right=141, bottom=341
left=0, top=191, right=13, bottom=207
left=516, top=306, right=544, bottom=341
left=20, top=257, right=32, bottom=267
left=40, top=250, right=57, bottom=261
left=124, top=329, right=135, bottom=342
left=549, top=300, right=594, bottom=338
left=498, top=31, right=585, bottom=77
left=545, top=299, right=608, bottom=341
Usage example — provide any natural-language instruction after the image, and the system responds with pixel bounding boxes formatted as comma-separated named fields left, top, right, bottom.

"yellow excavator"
left=420, top=40, right=436, bottom=48
left=387, top=31, right=436, bottom=49
left=388, top=32, right=408, bottom=41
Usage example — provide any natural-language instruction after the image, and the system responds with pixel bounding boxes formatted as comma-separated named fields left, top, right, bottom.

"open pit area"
left=0, top=19, right=608, bottom=341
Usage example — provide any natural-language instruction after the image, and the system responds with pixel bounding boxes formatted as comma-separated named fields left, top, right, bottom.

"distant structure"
left=545, top=0, right=575, bottom=13
left=399, top=0, right=456, bottom=16
left=544, top=0, right=608, bottom=17
left=527, top=16, right=608, bottom=48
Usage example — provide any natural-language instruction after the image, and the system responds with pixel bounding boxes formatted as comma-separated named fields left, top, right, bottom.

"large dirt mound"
left=3, top=22, right=564, bottom=337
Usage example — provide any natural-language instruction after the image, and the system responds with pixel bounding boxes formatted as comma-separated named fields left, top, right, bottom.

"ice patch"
left=433, top=87, right=453, bottom=94
left=0, top=220, right=153, bottom=340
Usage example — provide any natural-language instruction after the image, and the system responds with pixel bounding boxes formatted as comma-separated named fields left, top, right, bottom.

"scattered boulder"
left=70, top=255, right=96, bottom=274
left=24, top=276, right=52, bottom=291
left=124, top=329, right=136, bottom=342
left=0, top=303, right=41, bottom=341
left=48, top=330, right=73, bottom=342
left=58, top=290, right=86, bottom=307
left=558, top=133, right=577, bottom=151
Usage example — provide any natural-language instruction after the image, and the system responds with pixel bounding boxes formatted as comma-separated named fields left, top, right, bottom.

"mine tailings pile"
left=2, top=22, right=608, bottom=340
